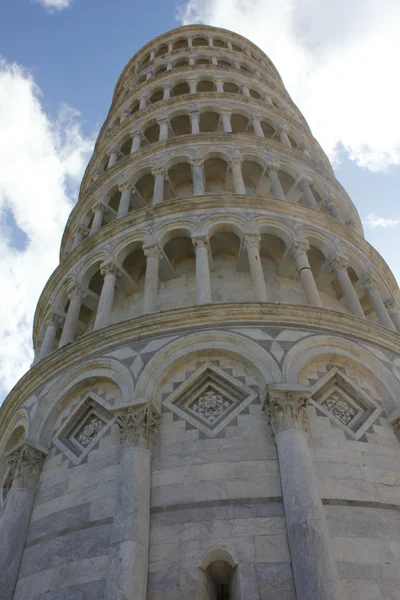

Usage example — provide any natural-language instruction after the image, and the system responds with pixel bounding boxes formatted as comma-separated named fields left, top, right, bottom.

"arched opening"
left=173, top=82, right=190, bottom=96
left=135, top=173, right=155, bottom=207
left=224, top=82, right=239, bottom=94
left=120, top=138, right=132, bottom=156
left=161, top=234, right=196, bottom=309
left=192, top=37, right=208, bottom=47
left=4, top=426, right=26, bottom=452
left=143, top=122, right=160, bottom=144
left=149, top=89, right=163, bottom=104
left=155, top=64, right=167, bottom=75
left=240, top=65, right=251, bottom=73
left=278, top=169, right=296, bottom=197
left=204, top=158, right=230, bottom=194
left=156, top=44, right=168, bottom=57
left=197, top=57, right=210, bottom=65
left=174, top=38, right=188, bottom=51
left=213, top=39, right=225, bottom=48
left=249, top=88, right=261, bottom=99
left=260, top=120, right=276, bottom=139
left=142, top=54, right=150, bottom=66
left=231, top=114, right=249, bottom=134
left=242, top=161, right=264, bottom=196
left=130, top=101, right=140, bottom=115
left=231, top=43, right=242, bottom=52
left=175, top=58, right=189, bottom=69
left=119, top=244, right=147, bottom=318
left=197, top=80, right=215, bottom=93
left=218, top=59, right=231, bottom=67
left=107, top=189, right=121, bottom=215
left=210, top=230, right=252, bottom=303
left=200, top=111, right=220, bottom=133
left=166, top=162, right=193, bottom=198
left=170, top=114, right=191, bottom=136
left=206, top=561, right=235, bottom=599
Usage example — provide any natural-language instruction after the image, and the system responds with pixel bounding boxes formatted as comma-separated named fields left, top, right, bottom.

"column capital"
left=192, top=235, right=209, bottom=250
left=243, top=233, right=261, bottom=251
left=230, top=156, right=243, bottom=166
left=291, top=239, right=310, bottom=258
left=384, top=298, right=399, bottom=314
left=130, top=128, right=142, bottom=138
left=263, top=386, right=311, bottom=437
left=68, top=284, right=87, bottom=301
left=330, top=256, right=349, bottom=272
left=360, top=275, right=378, bottom=291
left=109, top=146, right=121, bottom=157
left=266, top=163, right=279, bottom=174
left=45, top=313, right=64, bottom=328
left=116, top=403, right=160, bottom=451
left=157, top=116, right=169, bottom=125
left=77, top=223, right=89, bottom=235
left=188, top=77, right=198, bottom=84
left=321, top=194, right=335, bottom=208
left=6, top=444, right=47, bottom=492
left=151, top=168, right=165, bottom=178
left=93, top=201, right=108, bottom=214
left=100, top=261, right=121, bottom=277
left=143, top=244, right=163, bottom=260
left=298, top=176, right=313, bottom=190
left=118, top=181, right=132, bottom=193
left=190, top=159, right=204, bottom=168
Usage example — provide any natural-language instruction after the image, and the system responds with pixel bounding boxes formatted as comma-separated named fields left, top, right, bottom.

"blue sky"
left=1, top=0, right=400, bottom=398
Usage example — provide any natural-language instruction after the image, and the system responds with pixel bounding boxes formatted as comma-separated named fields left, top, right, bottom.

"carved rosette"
left=263, top=388, right=311, bottom=438
left=6, top=445, right=46, bottom=492
left=117, top=403, right=160, bottom=451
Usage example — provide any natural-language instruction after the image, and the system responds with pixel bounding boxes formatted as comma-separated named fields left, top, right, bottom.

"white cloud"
left=178, top=0, right=400, bottom=171
left=0, top=60, right=94, bottom=398
left=36, top=0, right=72, bottom=11
left=363, top=213, right=400, bottom=229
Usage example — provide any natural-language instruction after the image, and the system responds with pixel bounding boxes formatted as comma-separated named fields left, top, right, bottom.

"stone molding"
left=263, top=386, right=311, bottom=437
left=6, top=444, right=46, bottom=492
left=5, top=302, right=400, bottom=437
left=116, top=403, right=160, bottom=451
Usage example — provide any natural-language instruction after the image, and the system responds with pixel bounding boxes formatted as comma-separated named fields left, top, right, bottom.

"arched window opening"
left=242, top=161, right=264, bottom=196
left=173, top=82, right=190, bottom=96
left=4, top=426, right=26, bottom=452
left=197, top=57, right=210, bottom=65
left=108, top=190, right=121, bottom=213
left=249, top=88, right=261, bottom=99
left=174, top=38, right=188, bottom=51
left=143, top=123, right=160, bottom=145
left=170, top=115, right=191, bottom=136
left=156, top=64, right=167, bottom=75
left=204, top=158, right=229, bottom=194
left=197, top=80, right=215, bottom=93
left=142, top=54, right=150, bottom=65
left=137, top=75, right=146, bottom=85
left=135, top=173, right=154, bottom=207
left=131, top=102, right=140, bottom=115
left=224, top=82, right=239, bottom=94
left=192, top=37, right=208, bottom=47
left=175, top=59, right=189, bottom=69
left=218, top=60, right=231, bottom=67
left=156, top=44, right=168, bottom=57
left=213, top=39, right=225, bottom=48
left=166, top=162, right=193, bottom=198
left=260, top=120, right=276, bottom=139
left=200, top=112, right=220, bottom=133
left=149, top=90, right=163, bottom=104
left=231, top=114, right=250, bottom=134
left=231, top=43, right=242, bottom=52
left=240, top=65, right=251, bottom=73
left=120, top=139, right=132, bottom=156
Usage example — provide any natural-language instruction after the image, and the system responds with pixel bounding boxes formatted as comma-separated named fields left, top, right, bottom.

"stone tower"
left=1, top=24, right=400, bottom=600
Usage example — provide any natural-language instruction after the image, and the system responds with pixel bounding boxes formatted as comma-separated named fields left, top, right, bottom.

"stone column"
left=146, top=70, right=154, bottom=82
left=242, top=85, right=251, bottom=97
left=38, top=314, right=62, bottom=360
left=231, top=157, right=246, bottom=195
left=168, top=42, right=173, bottom=53
left=166, top=61, right=172, bottom=71
left=189, top=79, right=197, bottom=94
left=385, top=299, right=400, bottom=333
left=163, top=86, right=171, bottom=100
left=107, top=148, right=120, bottom=169
left=152, top=169, right=165, bottom=205
left=221, top=111, right=232, bottom=133
left=59, top=286, right=86, bottom=347
left=267, top=165, right=285, bottom=200
left=299, top=178, right=318, bottom=210
left=191, top=160, right=205, bottom=196
left=90, top=202, right=107, bottom=235
left=188, top=37, right=193, bottom=48
left=0, top=445, right=46, bottom=600
left=72, top=224, right=88, bottom=249
left=264, top=388, right=342, bottom=600
left=215, top=78, right=224, bottom=93
left=330, top=258, right=365, bottom=318
left=264, top=94, right=274, bottom=106
left=105, top=404, right=159, bottom=600
left=139, top=95, right=146, bottom=110
left=208, top=37, right=213, bottom=47
left=292, top=241, right=322, bottom=307
left=252, top=117, right=264, bottom=137
left=192, top=236, right=212, bottom=304
left=94, top=263, right=120, bottom=331
left=158, top=118, right=169, bottom=141
left=211, top=57, right=218, bottom=66
left=244, top=234, right=268, bottom=302
left=322, top=196, right=341, bottom=220
left=278, top=126, right=291, bottom=147
left=362, top=277, right=396, bottom=330
left=118, top=183, right=132, bottom=218
left=119, top=109, right=130, bottom=124
left=143, top=244, right=163, bottom=314
left=150, top=49, right=156, bottom=61
left=190, top=111, right=200, bottom=134
left=227, top=41, right=233, bottom=50
left=130, top=131, right=142, bottom=153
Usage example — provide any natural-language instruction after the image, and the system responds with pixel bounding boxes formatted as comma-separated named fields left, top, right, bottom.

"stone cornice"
left=112, top=25, right=282, bottom=101
left=40, top=196, right=392, bottom=339
left=3, top=302, right=400, bottom=439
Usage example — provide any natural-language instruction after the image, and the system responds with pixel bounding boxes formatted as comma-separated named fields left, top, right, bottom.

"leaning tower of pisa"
left=2, top=24, right=400, bottom=600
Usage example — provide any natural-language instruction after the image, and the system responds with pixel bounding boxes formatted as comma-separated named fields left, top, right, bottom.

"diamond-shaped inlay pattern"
left=163, top=364, right=257, bottom=437
left=54, top=394, right=115, bottom=465
left=310, top=368, right=382, bottom=440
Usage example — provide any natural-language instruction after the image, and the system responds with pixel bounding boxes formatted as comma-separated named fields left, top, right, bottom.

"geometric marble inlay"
left=310, top=368, right=383, bottom=440
left=163, top=364, right=257, bottom=437
left=53, top=393, right=115, bottom=465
